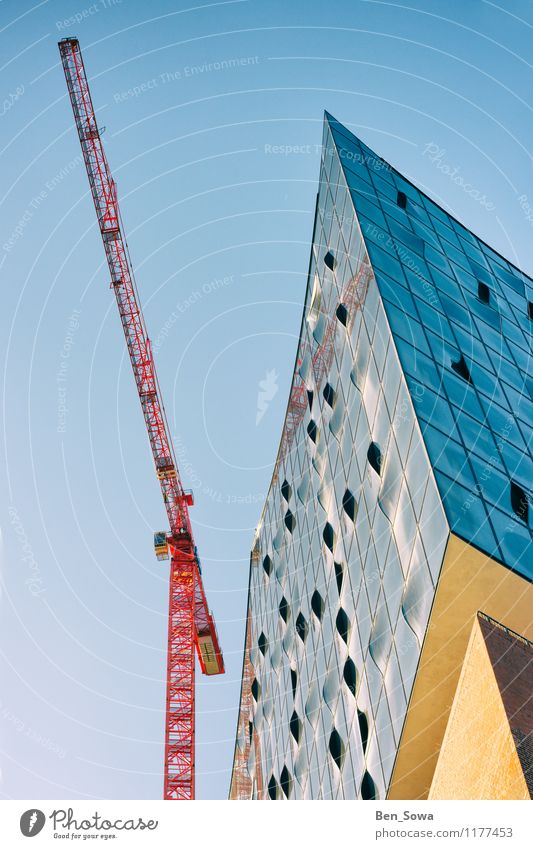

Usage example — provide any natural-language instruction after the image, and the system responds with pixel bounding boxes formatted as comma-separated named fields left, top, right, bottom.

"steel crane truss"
left=58, top=37, right=223, bottom=801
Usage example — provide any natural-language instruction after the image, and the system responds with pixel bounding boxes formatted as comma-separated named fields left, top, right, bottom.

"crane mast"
left=58, top=37, right=224, bottom=800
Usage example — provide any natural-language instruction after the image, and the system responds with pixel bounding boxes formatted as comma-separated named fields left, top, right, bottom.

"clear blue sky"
left=0, top=0, right=532, bottom=800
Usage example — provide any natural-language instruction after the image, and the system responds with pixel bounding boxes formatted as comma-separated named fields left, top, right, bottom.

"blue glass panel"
left=422, top=196, right=450, bottom=226
left=468, top=259, right=493, bottom=284
left=495, top=265, right=526, bottom=295
left=462, top=240, right=490, bottom=269
left=452, top=220, right=478, bottom=247
left=488, top=511, right=533, bottom=580
left=408, top=199, right=433, bottom=227
left=441, top=370, right=485, bottom=421
left=452, top=407, right=499, bottom=459
left=344, top=168, right=377, bottom=199
left=411, top=382, right=456, bottom=432
left=394, top=338, right=440, bottom=386
left=468, top=454, right=510, bottom=513
left=424, top=244, right=453, bottom=276
left=471, top=366, right=510, bottom=411
left=404, top=263, right=438, bottom=294
left=410, top=217, right=441, bottom=250
left=439, top=292, right=478, bottom=334
left=388, top=219, right=425, bottom=256
left=425, top=428, right=473, bottom=490
left=374, top=270, right=413, bottom=308
left=483, top=244, right=510, bottom=272
left=425, top=327, right=453, bottom=363
left=367, top=154, right=394, bottom=182
left=393, top=247, right=430, bottom=282
left=339, top=148, right=373, bottom=185
left=450, top=261, right=478, bottom=296
left=358, top=216, right=396, bottom=255
left=501, top=284, right=527, bottom=313
left=376, top=278, right=418, bottom=322
left=506, top=339, right=533, bottom=376
left=483, top=403, right=527, bottom=452
left=384, top=303, right=431, bottom=356
left=509, top=302, right=533, bottom=337
left=372, top=171, right=401, bottom=203
left=353, top=195, right=388, bottom=229
left=380, top=195, right=411, bottom=227
left=434, top=471, right=499, bottom=557
left=428, top=266, right=464, bottom=303
left=501, top=382, right=533, bottom=427
left=452, top=325, right=495, bottom=373
left=480, top=348, right=517, bottom=383
left=365, top=241, right=405, bottom=280
left=432, top=216, right=462, bottom=248
left=394, top=174, right=421, bottom=203
left=465, top=294, right=501, bottom=331
left=519, top=418, right=533, bottom=453
left=477, top=316, right=513, bottom=357
left=416, top=298, right=454, bottom=340
left=440, top=240, right=471, bottom=272
left=499, top=441, right=533, bottom=488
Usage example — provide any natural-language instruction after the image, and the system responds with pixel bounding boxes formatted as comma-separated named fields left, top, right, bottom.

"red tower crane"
left=58, top=37, right=224, bottom=801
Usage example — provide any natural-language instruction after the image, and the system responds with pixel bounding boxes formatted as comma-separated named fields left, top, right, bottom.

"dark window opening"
left=361, top=770, right=377, bottom=800
left=267, top=775, right=279, bottom=800
left=324, top=250, right=337, bottom=271
left=290, top=667, right=297, bottom=699
left=329, top=728, right=345, bottom=770
left=279, top=596, right=290, bottom=623
left=251, top=678, right=261, bottom=702
left=258, top=632, right=268, bottom=656
left=284, top=510, right=296, bottom=533
left=334, top=561, right=344, bottom=594
left=307, top=389, right=314, bottom=411
left=281, top=479, right=291, bottom=502
left=358, top=710, right=369, bottom=752
left=295, top=612, right=308, bottom=643
left=280, top=765, right=292, bottom=799
left=336, top=303, right=348, bottom=326
left=478, top=281, right=490, bottom=304
left=336, top=608, right=350, bottom=644
left=323, top=382, right=336, bottom=408
left=367, top=442, right=382, bottom=476
left=397, top=190, right=407, bottom=209
left=307, top=419, right=318, bottom=443
left=342, top=489, right=357, bottom=522
left=290, top=710, right=301, bottom=743
left=528, top=301, right=533, bottom=320
left=511, top=481, right=529, bottom=523
left=248, top=720, right=253, bottom=743
left=343, top=658, right=357, bottom=697
left=323, top=522, right=335, bottom=552
left=311, top=589, right=325, bottom=621
left=451, top=353, right=472, bottom=384
left=263, top=555, right=273, bottom=576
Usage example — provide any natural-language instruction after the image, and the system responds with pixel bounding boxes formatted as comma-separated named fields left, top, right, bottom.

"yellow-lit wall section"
left=388, top=533, right=533, bottom=800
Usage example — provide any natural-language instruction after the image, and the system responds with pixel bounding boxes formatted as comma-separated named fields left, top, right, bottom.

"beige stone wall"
left=429, top=619, right=530, bottom=800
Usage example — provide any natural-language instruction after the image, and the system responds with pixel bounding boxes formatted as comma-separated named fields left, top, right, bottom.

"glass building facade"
left=229, top=114, right=533, bottom=800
